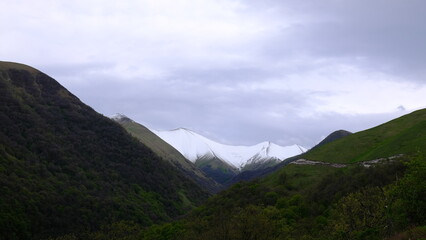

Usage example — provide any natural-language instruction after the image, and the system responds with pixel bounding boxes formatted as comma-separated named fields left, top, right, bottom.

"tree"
left=330, top=187, right=388, bottom=240
left=389, top=154, right=426, bottom=229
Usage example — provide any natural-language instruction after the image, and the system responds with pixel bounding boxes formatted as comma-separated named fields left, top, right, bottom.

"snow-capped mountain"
left=152, top=128, right=307, bottom=170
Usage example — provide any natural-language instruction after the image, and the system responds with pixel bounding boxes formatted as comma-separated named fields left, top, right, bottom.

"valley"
left=0, top=61, right=425, bottom=240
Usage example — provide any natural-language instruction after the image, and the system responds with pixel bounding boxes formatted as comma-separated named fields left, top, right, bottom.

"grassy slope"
left=163, top=110, right=426, bottom=239
left=303, top=109, right=426, bottom=163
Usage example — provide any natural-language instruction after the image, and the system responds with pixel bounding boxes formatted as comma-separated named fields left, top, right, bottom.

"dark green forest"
left=0, top=62, right=209, bottom=239
left=176, top=155, right=425, bottom=240
left=51, top=155, right=425, bottom=240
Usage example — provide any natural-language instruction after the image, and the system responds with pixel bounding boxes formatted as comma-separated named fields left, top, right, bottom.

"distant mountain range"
left=152, top=127, right=307, bottom=171
left=151, top=125, right=307, bottom=185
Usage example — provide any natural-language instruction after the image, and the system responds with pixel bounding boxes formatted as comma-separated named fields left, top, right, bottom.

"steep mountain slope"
left=153, top=128, right=306, bottom=170
left=303, top=109, right=426, bottom=163
left=112, top=114, right=222, bottom=193
left=0, top=62, right=209, bottom=239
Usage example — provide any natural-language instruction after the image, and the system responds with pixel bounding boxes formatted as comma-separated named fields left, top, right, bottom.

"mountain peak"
left=171, top=127, right=192, bottom=132
left=111, top=113, right=133, bottom=123
left=313, top=129, right=353, bottom=149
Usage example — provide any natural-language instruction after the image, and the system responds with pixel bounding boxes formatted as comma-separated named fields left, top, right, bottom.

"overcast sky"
left=1, top=0, right=426, bottom=147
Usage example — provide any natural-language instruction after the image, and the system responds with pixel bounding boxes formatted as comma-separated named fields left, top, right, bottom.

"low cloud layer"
left=2, top=0, right=426, bottom=147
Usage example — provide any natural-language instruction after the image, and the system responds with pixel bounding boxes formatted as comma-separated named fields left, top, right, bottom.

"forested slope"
left=72, top=109, right=426, bottom=240
left=0, top=62, right=209, bottom=239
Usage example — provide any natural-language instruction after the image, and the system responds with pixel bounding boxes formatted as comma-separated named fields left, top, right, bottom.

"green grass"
left=303, top=109, right=426, bottom=163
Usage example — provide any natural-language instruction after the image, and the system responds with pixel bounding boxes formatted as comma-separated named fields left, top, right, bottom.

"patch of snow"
left=111, top=113, right=128, bottom=121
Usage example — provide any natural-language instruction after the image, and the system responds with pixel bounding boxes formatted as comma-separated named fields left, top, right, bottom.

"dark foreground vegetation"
left=52, top=155, right=425, bottom=240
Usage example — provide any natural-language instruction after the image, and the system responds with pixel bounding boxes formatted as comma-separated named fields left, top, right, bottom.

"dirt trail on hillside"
left=290, top=159, right=347, bottom=168
left=290, top=154, right=403, bottom=168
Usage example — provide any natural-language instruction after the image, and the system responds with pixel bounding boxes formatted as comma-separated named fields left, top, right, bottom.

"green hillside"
left=0, top=62, right=209, bottom=239
left=303, top=109, right=426, bottom=163
left=81, top=154, right=426, bottom=240
left=76, top=107, right=426, bottom=240
left=114, top=116, right=222, bottom=193
left=1, top=61, right=424, bottom=240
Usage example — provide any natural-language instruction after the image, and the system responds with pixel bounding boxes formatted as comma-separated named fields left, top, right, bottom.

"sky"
left=1, top=0, right=426, bottom=148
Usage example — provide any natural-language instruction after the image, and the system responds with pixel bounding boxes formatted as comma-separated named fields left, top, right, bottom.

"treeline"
left=55, top=155, right=425, bottom=240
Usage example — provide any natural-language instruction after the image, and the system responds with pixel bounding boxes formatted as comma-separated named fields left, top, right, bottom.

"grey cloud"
left=40, top=62, right=116, bottom=79
left=2, top=0, right=425, bottom=148
left=62, top=66, right=401, bottom=148
left=251, top=0, right=426, bottom=81
left=171, top=67, right=275, bottom=84
left=43, top=58, right=419, bottom=148
left=208, top=110, right=407, bottom=148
